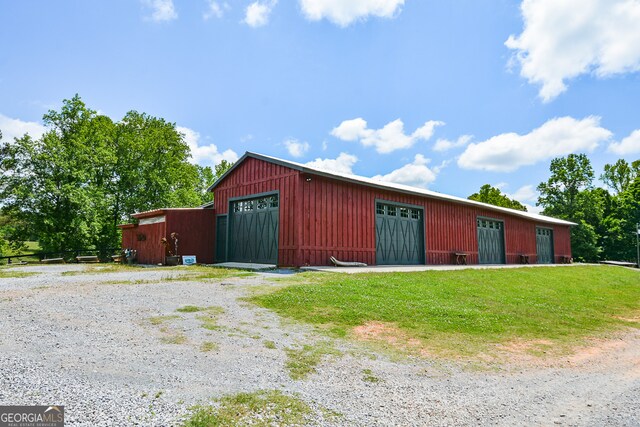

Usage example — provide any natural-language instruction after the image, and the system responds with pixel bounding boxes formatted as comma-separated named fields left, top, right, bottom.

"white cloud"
left=142, top=0, right=177, bottom=22
left=283, top=138, right=310, bottom=158
left=506, top=0, right=640, bottom=102
left=372, top=154, right=438, bottom=189
left=433, top=134, right=472, bottom=152
left=496, top=183, right=542, bottom=214
left=331, top=118, right=444, bottom=154
left=244, top=0, right=277, bottom=27
left=509, top=184, right=538, bottom=203
left=306, top=152, right=358, bottom=174
left=177, top=126, right=239, bottom=166
left=204, top=1, right=228, bottom=19
left=608, top=129, right=640, bottom=155
left=299, top=0, right=404, bottom=27
left=0, top=114, right=47, bottom=143
left=457, top=116, right=612, bottom=172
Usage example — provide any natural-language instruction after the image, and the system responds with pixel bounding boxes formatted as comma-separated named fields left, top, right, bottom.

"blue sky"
left=1, top=0, right=640, bottom=212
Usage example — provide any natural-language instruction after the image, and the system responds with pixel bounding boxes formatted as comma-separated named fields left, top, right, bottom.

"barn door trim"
left=476, top=216, right=506, bottom=265
left=374, top=198, right=426, bottom=266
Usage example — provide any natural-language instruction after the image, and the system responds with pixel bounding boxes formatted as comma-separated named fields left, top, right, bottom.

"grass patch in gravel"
left=181, top=390, right=312, bottom=427
left=362, top=369, right=381, bottom=383
left=61, top=264, right=141, bottom=275
left=0, top=270, right=37, bottom=278
left=165, top=266, right=256, bottom=282
left=64, top=265, right=254, bottom=283
left=148, top=315, right=181, bottom=325
left=285, top=341, right=342, bottom=380
left=200, top=341, right=219, bottom=352
left=176, top=305, right=205, bottom=313
left=263, top=340, right=277, bottom=349
left=195, top=306, right=226, bottom=331
left=251, top=266, right=640, bottom=359
left=161, top=333, right=187, bottom=345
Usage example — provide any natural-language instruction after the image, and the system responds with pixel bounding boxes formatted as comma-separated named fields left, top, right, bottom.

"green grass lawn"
left=250, top=266, right=640, bottom=358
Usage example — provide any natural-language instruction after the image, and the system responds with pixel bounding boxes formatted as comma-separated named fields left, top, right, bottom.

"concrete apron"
left=301, top=263, right=594, bottom=274
left=213, top=262, right=277, bottom=270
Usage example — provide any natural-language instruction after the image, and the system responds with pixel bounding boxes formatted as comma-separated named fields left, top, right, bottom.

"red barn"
left=209, top=152, right=573, bottom=267
left=119, top=152, right=572, bottom=266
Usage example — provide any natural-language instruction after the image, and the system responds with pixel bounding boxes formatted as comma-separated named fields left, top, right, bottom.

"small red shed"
left=119, top=208, right=215, bottom=265
left=208, top=152, right=574, bottom=267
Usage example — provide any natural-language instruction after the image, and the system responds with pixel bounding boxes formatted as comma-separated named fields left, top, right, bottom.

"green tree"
left=595, top=161, right=640, bottom=261
left=0, top=95, right=205, bottom=254
left=196, top=160, right=235, bottom=205
left=537, top=154, right=594, bottom=219
left=214, top=159, right=234, bottom=179
left=601, top=159, right=640, bottom=193
left=468, top=184, right=527, bottom=211
left=537, top=154, right=601, bottom=262
left=196, top=165, right=215, bottom=205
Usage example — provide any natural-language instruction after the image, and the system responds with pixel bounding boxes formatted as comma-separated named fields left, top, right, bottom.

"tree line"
left=469, top=154, right=640, bottom=262
left=0, top=95, right=231, bottom=255
left=2, top=95, right=638, bottom=262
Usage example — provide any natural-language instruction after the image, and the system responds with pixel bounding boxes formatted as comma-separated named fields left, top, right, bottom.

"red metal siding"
left=122, top=221, right=166, bottom=265
left=165, top=210, right=216, bottom=264
left=121, top=225, right=135, bottom=250
left=213, top=157, right=573, bottom=267
left=553, top=225, right=572, bottom=263
left=214, top=157, right=301, bottom=266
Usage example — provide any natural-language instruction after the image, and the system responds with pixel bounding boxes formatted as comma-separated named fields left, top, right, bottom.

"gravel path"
left=1, top=265, right=639, bottom=426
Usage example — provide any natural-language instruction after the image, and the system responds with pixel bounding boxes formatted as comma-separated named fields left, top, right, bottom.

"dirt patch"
left=614, top=315, right=640, bottom=323
left=567, top=336, right=629, bottom=365
left=352, top=321, right=430, bottom=356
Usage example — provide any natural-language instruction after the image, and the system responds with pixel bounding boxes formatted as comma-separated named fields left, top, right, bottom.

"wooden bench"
left=41, top=258, right=65, bottom=264
left=76, top=255, right=99, bottom=263
left=519, top=254, right=530, bottom=264
left=453, top=252, right=467, bottom=265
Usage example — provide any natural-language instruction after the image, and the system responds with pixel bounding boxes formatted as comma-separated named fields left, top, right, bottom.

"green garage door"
left=375, top=202, right=424, bottom=265
left=228, top=194, right=279, bottom=264
left=477, top=218, right=505, bottom=264
left=536, top=227, right=554, bottom=264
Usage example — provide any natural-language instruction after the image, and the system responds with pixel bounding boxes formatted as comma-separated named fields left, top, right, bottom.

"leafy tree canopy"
left=601, top=159, right=640, bottom=193
left=0, top=94, right=227, bottom=254
left=468, top=184, right=527, bottom=211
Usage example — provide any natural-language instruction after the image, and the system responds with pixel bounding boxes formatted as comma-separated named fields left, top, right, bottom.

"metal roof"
left=209, top=151, right=576, bottom=226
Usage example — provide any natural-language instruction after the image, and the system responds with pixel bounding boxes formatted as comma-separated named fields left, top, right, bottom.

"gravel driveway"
left=1, top=264, right=639, bottom=426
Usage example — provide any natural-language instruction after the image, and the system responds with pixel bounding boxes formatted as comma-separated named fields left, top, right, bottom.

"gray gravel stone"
left=1, top=264, right=639, bottom=426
